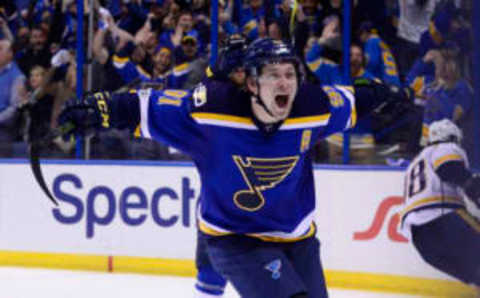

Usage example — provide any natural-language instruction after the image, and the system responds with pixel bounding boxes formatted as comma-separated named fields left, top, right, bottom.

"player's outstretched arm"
left=352, top=78, right=413, bottom=120
left=57, top=91, right=140, bottom=137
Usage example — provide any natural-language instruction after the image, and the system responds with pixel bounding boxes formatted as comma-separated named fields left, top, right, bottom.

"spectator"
left=159, top=10, right=201, bottom=52
left=16, top=25, right=52, bottom=75
left=301, top=0, right=324, bottom=36
left=395, top=0, right=442, bottom=78
left=239, top=0, right=265, bottom=41
left=323, top=44, right=379, bottom=164
left=92, top=6, right=133, bottom=91
left=267, top=19, right=283, bottom=41
left=17, top=64, right=71, bottom=157
left=175, top=33, right=199, bottom=64
left=350, top=44, right=376, bottom=80
left=358, top=21, right=401, bottom=86
left=396, top=48, right=439, bottom=156
left=417, top=1, right=470, bottom=57
left=405, top=49, right=437, bottom=107
left=151, top=46, right=174, bottom=86
left=0, top=15, right=13, bottom=41
left=422, top=47, right=473, bottom=155
left=18, top=65, right=54, bottom=140
left=270, top=0, right=309, bottom=54
left=305, top=17, right=342, bottom=85
left=0, top=39, right=25, bottom=156
left=353, top=0, right=388, bottom=32
left=170, top=34, right=201, bottom=88
left=12, top=25, right=30, bottom=54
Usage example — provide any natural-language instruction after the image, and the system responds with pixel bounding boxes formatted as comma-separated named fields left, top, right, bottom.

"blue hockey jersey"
left=364, top=34, right=401, bottom=87
left=135, top=80, right=356, bottom=241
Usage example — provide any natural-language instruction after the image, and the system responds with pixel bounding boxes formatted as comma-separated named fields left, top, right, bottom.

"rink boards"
left=0, top=160, right=476, bottom=297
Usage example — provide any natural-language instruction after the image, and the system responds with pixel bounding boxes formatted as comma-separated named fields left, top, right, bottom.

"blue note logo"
left=265, top=259, right=282, bottom=280
left=232, top=156, right=299, bottom=211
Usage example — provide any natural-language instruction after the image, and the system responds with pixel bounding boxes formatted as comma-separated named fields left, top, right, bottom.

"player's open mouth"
left=275, top=95, right=289, bottom=108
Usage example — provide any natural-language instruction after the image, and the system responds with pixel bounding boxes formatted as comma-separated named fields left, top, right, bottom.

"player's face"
left=253, top=63, right=298, bottom=121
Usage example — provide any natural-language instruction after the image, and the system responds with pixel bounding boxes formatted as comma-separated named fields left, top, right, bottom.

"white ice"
left=0, top=267, right=421, bottom=298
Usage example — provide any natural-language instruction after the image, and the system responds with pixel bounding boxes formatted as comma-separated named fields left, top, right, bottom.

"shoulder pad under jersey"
left=290, top=83, right=330, bottom=117
left=190, top=79, right=251, bottom=117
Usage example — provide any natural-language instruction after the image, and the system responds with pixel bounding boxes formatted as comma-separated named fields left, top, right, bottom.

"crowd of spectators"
left=0, top=0, right=475, bottom=164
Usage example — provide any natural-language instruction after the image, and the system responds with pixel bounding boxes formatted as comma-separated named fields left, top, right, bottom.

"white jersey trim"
left=138, top=89, right=152, bottom=139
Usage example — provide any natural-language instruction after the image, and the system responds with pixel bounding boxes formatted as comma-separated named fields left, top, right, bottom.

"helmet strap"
left=254, top=77, right=276, bottom=118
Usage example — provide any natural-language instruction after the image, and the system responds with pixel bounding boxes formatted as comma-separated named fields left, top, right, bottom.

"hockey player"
left=193, top=37, right=246, bottom=298
left=58, top=38, right=411, bottom=298
left=399, top=119, right=480, bottom=295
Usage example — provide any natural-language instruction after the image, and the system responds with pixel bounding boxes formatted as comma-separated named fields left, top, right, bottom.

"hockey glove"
left=464, top=173, right=480, bottom=208
left=353, top=78, right=414, bottom=122
left=209, top=36, right=247, bottom=81
left=58, top=92, right=112, bottom=139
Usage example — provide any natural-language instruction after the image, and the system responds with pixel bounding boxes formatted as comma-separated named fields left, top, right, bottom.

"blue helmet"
left=243, top=38, right=304, bottom=82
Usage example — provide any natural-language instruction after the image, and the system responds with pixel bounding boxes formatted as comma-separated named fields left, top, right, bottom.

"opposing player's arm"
left=435, top=158, right=480, bottom=207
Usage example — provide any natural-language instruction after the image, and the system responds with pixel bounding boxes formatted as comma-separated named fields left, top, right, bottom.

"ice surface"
left=0, top=267, right=422, bottom=298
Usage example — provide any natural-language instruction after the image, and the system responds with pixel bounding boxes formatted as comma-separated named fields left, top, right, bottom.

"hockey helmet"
left=428, top=119, right=463, bottom=145
left=243, top=38, right=304, bottom=82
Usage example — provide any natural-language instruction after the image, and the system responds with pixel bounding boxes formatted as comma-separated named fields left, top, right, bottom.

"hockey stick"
left=29, top=122, right=75, bottom=206
left=29, top=77, right=142, bottom=206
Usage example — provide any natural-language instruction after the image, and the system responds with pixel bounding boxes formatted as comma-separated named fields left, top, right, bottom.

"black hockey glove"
left=57, top=92, right=112, bottom=139
left=464, top=173, right=480, bottom=208
left=209, top=36, right=247, bottom=81
left=353, top=78, right=414, bottom=121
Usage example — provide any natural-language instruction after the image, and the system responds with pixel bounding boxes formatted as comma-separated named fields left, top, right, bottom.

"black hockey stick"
left=29, top=77, right=142, bottom=206
left=29, top=122, right=76, bottom=206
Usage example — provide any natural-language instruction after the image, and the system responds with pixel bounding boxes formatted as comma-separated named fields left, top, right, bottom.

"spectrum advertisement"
left=0, top=161, right=475, bottom=283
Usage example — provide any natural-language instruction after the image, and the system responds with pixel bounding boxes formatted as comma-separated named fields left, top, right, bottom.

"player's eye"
left=285, top=72, right=296, bottom=80
left=264, top=72, right=280, bottom=80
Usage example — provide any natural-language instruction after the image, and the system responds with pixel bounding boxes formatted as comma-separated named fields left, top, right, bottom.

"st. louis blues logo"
left=232, top=155, right=299, bottom=211
left=265, top=259, right=282, bottom=280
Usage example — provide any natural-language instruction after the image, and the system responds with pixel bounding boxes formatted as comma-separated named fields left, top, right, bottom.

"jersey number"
left=407, top=159, right=427, bottom=197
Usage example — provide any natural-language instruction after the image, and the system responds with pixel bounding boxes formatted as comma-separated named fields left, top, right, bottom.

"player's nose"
left=277, top=76, right=290, bottom=90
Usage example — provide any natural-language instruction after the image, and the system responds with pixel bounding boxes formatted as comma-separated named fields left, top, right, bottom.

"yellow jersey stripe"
left=348, top=98, right=357, bottom=128
left=456, top=209, right=480, bottom=233
left=429, top=22, right=443, bottom=45
left=247, top=223, right=316, bottom=242
left=307, top=58, right=322, bottom=72
left=242, top=19, right=257, bottom=35
left=200, top=221, right=316, bottom=242
left=174, top=62, right=189, bottom=72
left=411, top=77, right=425, bottom=96
left=284, top=114, right=330, bottom=124
left=113, top=55, right=129, bottom=63
left=136, top=65, right=151, bottom=79
left=433, top=154, right=463, bottom=169
left=400, top=196, right=464, bottom=220
left=198, top=221, right=233, bottom=236
left=422, top=124, right=429, bottom=138
left=158, top=98, right=182, bottom=106
left=191, top=113, right=330, bottom=129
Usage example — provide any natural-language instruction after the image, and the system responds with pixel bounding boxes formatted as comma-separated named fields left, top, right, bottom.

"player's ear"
left=246, top=76, right=258, bottom=95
